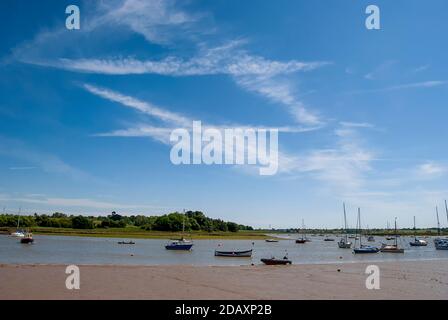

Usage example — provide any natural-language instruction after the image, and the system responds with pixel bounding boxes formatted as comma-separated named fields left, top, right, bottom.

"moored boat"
left=11, top=209, right=25, bottom=238
left=353, top=246, right=379, bottom=254
left=165, top=238, right=193, bottom=250
left=118, top=241, right=135, bottom=245
left=409, top=216, right=427, bottom=247
left=338, top=204, right=352, bottom=248
left=261, top=256, right=292, bottom=265
left=296, top=219, right=310, bottom=244
left=380, top=244, right=404, bottom=253
left=165, top=210, right=194, bottom=251
left=434, top=203, right=448, bottom=250
left=20, top=232, right=34, bottom=244
left=435, top=238, right=448, bottom=250
left=265, top=239, right=279, bottom=243
left=215, top=249, right=253, bottom=257
left=353, top=208, right=379, bottom=254
left=380, top=218, right=404, bottom=253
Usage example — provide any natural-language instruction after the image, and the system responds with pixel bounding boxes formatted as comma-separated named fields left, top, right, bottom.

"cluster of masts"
left=295, top=200, right=448, bottom=252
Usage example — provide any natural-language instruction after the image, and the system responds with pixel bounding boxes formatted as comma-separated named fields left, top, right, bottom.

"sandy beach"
left=1, top=260, right=447, bottom=299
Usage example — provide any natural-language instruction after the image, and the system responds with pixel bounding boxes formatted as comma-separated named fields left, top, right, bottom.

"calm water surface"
left=1, top=234, right=447, bottom=266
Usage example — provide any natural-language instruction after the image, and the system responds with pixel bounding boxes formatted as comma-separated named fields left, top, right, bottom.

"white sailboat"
left=409, top=216, right=427, bottom=247
left=11, top=208, right=25, bottom=238
left=338, top=203, right=352, bottom=248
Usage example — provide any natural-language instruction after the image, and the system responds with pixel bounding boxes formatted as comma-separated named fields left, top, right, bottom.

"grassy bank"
left=0, top=226, right=274, bottom=240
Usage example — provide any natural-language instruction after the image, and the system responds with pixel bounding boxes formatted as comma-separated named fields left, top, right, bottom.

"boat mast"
left=394, top=217, right=398, bottom=246
left=17, top=207, right=21, bottom=229
left=302, top=219, right=306, bottom=240
left=436, top=206, right=441, bottom=236
left=445, top=200, right=448, bottom=225
left=358, top=208, right=362, bottom=247
left=413, top=216, right=416, bottom=239
left=343, top=202, right=348, bottom=242
left=182, top=209, right=185, bottom=234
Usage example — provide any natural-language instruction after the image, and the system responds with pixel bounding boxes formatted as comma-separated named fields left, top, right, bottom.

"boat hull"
left=353, top=247, right=379, bottom=254
left=380, top=248, right=404, bottom=253
left=409, top=241, right=427, bottom=247
left=261, top=258, right=291, bottom=265
left=20, top=238, right=34, bottom=244
left=165, top=244, right=193, bottom=250
left=215, top=249, right=252, bottom=257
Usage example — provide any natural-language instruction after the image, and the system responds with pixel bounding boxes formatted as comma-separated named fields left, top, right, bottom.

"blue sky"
left=0, top=0, right=447, bottom=228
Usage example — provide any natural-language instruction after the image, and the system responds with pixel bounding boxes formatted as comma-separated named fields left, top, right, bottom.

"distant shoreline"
left=1, top=260, right=447, bottom=299
left=2, top=226, right=446, bottom=240
left=0, top=227, right=274, bottom=240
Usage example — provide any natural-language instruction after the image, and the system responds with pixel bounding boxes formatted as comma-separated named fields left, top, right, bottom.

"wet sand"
left=1, top=260, right=447, bottom=299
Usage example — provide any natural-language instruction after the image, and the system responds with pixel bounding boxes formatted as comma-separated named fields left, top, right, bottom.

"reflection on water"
left=0, top=234, right=447, bottom=266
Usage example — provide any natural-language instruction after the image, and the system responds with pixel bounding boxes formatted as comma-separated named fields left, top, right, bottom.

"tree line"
left=0, top=210, right=253, bottom=232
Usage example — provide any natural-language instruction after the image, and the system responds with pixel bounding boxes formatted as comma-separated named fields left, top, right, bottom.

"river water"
left=1, top=234, right=447, bottom=266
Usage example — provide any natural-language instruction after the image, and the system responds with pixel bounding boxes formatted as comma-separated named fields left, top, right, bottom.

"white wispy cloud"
left=68, top=41, right=327, bottom=125
left=84, top=83, right=322, bottom=138
left=83, top=84, right=191, bottom=126
left=54, top=47, right=327, bottom=78
left=92, top=0, right=204, bottom=45
left=349, top=80, right=447, bottom=94
left=416, top=161, right=447, bottom=178
left=234, top=75, right=322, bottom=125
left=339, top=121, right=374, bottom=128
left=364, top=60, right=397, bottom=80
left=12, top=0, right=329, bottom=127
left=277, top=124, right=375, bottom=191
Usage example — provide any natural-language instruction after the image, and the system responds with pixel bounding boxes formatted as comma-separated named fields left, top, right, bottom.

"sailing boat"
left=165, top=210, right=193, bottom=250
left=435, top=202, right=448, bottom=250
left=353, top=208, right=379, bottom=254
left=296, top=219, right=310, bottom=243
left=385, top=221, right=395, bottom=240
left=409, top=216, right=427, bottom=247
left=338, top=203, right=352, bottom=249
left=10, top=208, right=25, bottom=238
left=380, top=218, right=404, bottom=253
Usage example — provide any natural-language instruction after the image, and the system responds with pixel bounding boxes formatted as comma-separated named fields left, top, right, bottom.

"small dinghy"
left=265, top=239, right=279, bottom=243
left=324, top=237, right=335, bottom=241
left=214, top=249, right=253, bottom=257
left=261, top=256, right=292, bottom=265
left=118, top=241, right=135, bottom=245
